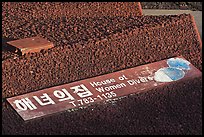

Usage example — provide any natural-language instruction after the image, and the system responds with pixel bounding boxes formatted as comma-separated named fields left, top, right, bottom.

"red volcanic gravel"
left=2, top=2, right=142, bottom=60
left=2, top=14, right=202, bottom=99
left=2, top=2, right=142, bottom=28
left=3, top=2, right=142, bottom=18
left=2, top=2, right=202, bottom=135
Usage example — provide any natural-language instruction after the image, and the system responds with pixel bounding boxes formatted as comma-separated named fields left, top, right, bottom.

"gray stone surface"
left=142, top=10, right=202, bottom=39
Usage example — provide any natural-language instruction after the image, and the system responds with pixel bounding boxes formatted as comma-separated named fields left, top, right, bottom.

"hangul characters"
left=33, top=93, right=55, bottom=106
left=13, top=97, right=37, bottom=111
left=53, top=88, right=75, bottom=102
left=70, top=84, right=93, bottom=98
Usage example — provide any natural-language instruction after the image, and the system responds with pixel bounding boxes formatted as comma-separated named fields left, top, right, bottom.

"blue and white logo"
left=154, top=57, right=191, bottom=82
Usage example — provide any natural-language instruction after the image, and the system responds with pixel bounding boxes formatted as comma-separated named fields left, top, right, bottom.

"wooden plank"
left=7, top=36, right=54, bottom=55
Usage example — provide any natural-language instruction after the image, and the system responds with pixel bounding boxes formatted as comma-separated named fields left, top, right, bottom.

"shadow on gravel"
left=2, top=37, right=22, bottom=56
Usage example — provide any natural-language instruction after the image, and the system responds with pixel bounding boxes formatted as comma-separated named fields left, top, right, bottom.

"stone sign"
left=7, top=56, right=202, bottom=121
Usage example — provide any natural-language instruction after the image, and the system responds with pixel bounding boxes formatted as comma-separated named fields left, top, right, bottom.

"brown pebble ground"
left=2, top=2, right=142, bottom=60
left=2, top=14, right=202, bottom=99
left=2, top=2, right=202, bottom=135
